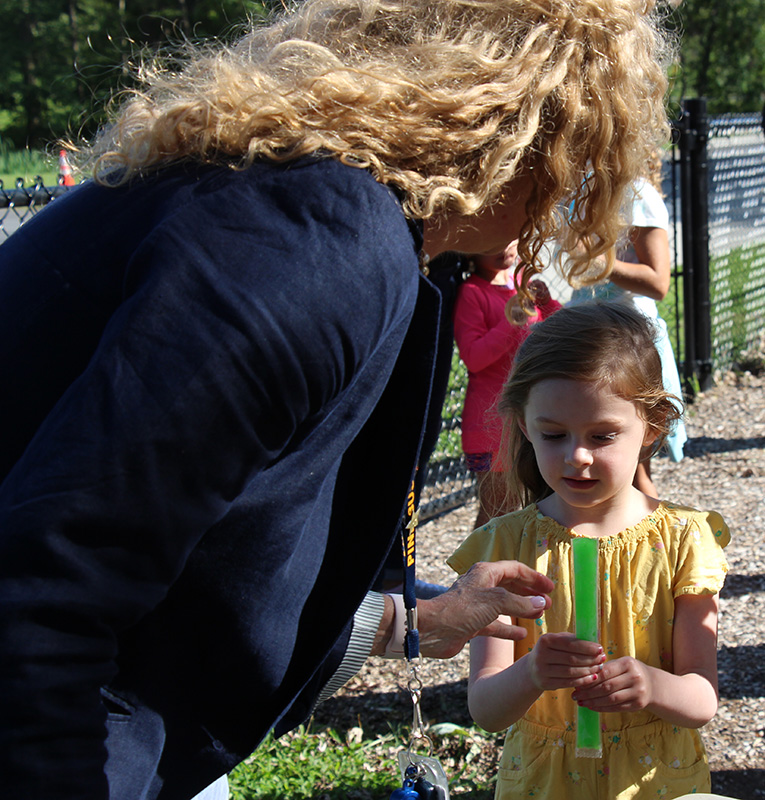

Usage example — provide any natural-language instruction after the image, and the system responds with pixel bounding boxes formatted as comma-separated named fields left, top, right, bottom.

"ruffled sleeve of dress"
left=669, top=505, right=730, bottom=597
left=447, top=506, right=540, bottom=575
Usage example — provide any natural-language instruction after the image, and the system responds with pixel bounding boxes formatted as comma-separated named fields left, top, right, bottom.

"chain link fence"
left=3, top=110, right=765, bottom=519
left=0, top=180, right=68, bottom=240
left=706, top=113, right=765, bottom=371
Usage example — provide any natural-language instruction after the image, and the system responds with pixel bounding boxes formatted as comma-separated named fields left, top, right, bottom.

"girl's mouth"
left=563, top=477, right=597, bottom=490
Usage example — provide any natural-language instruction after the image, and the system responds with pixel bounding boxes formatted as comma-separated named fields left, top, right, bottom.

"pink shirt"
left=454, top=275, right=560, bottom=456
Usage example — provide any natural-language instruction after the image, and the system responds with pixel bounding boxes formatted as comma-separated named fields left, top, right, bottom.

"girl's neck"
left=475, top=266, right=512, bottom=286
left=537, top=488, right=661, bottom=538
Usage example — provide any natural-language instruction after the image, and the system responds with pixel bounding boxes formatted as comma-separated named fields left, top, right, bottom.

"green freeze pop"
left=572, top=536, right=602, bottom=758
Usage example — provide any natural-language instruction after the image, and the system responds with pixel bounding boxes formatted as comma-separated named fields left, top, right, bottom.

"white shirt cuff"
left=315, top=590, right=387, bottom=705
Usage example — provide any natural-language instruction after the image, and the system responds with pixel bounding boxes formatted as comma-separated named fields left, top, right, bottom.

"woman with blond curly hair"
left=0, top=0, right=672, bottom=797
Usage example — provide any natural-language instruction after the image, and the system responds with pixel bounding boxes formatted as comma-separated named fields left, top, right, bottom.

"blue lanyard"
left=401, top=478, right=420, bottom=660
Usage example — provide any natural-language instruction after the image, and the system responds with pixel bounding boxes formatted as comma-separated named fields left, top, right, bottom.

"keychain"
left=394, top=755, right=450, bottom=799
left=387, top=615, right=450, bottom=799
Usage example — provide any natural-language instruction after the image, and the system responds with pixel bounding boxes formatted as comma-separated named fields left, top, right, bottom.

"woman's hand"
left=416, top=560, right=554, bottom=659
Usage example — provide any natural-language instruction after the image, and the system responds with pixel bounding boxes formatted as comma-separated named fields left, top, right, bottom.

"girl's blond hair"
left=498, top=301, right=683, bottom=506
left=77, top=0, right=674, bottom=283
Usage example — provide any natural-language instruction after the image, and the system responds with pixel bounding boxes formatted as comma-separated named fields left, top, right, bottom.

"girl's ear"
left=642, top=425, right=659, bottom=448
left=518, top=416, right=531, bottom=441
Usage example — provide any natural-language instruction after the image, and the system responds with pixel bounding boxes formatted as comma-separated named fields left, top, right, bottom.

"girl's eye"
left=594, top=433, right=617, bottom=442
left=540, top=433, right=564, bottom=441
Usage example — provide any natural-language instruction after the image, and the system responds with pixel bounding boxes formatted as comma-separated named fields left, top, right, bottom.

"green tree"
left=0, top=0, right=272, bottom=148
left=669, top=0, right=765, bottom=114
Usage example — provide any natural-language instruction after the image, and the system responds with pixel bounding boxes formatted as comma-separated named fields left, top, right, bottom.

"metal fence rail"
left=3, top=106, right=765, bottom=520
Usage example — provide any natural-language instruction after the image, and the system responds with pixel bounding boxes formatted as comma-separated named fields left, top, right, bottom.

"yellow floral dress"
left=447, top=502, right=730, bottom=800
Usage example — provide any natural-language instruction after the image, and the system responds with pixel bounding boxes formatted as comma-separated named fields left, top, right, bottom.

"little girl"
left=448, top=301, right=729, bottom=800
left=454, top=240, right=560, bottom=529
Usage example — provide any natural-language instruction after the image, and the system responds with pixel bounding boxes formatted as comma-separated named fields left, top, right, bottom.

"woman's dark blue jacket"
left=0, top=158, right=439, bottom=799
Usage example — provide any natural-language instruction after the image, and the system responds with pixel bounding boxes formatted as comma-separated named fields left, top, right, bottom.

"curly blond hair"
left=78, top=0, right=674, bottom=281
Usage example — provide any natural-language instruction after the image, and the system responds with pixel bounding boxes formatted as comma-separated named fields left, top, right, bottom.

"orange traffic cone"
left=59, top=150, right=75, bottom=186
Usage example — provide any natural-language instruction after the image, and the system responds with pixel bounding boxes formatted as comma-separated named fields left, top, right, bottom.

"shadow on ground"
left=312, top=679, right=472, bottom=738
left=685, top=435, right=765, bottom=456
left=713, top=768, right=765, bottom=799
left=722, top=573, right=765, bottom=597
left=718, top=644, right=765, bottom=698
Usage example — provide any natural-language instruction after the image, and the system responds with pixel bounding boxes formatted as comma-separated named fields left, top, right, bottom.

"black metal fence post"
left=677, top=106, right=696, bottom=393
left=678, top=97, right=714, bottom=395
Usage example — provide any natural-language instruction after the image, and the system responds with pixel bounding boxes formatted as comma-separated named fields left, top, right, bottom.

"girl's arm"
left=453, top=288, right=529, bottom=373
left=572, top=593, right=720, bottom=728
left=468, top=621, right=605, bottom=732
left=605, top=226, right=671, bottom=300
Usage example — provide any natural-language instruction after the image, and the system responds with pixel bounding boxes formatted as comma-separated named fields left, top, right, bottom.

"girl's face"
left=476, top=239, right=520, bottom=270
left=520, top=379, right=657, bottom=517
left=476, top=251, right=508, bottom=273
left=474, top=240, right=520, bottom=283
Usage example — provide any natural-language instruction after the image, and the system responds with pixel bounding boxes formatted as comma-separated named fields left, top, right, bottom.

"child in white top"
left=569, top=156, right=688, bottom=494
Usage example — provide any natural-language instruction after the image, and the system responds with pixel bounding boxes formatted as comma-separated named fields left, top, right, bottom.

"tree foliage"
left=667, top=0, right=765, bottom=116
left=0, top=0, right=273, bottom=148
left=1, top=0, right=764, bottom=149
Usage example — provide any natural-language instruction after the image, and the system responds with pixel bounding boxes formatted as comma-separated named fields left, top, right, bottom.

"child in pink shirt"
left=454, top=240, right=560, bottom=528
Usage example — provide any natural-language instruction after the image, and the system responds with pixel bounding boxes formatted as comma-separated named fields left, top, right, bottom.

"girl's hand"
left=528, top=632, right=605, bottom=691
left=571, top=656, right=651, bottom=712
left=528, top=279, right=551, bottom=306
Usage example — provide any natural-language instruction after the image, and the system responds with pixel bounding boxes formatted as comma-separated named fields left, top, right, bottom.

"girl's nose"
left=565, top=442, right=593, bottom=468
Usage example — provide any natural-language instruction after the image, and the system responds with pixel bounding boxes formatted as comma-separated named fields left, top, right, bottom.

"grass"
left=228, top=722, right=500, bottom=799
left=657, top=269, right=683, bottom=364
left=662, top=241, right=765, bottom=378
left=434, top=351, right=468, bottom=461
left=228, top=726, right=399, bottom=799
left=709, top=241, right=765, bottom=366
left=0, top=143, right=59, bottom=188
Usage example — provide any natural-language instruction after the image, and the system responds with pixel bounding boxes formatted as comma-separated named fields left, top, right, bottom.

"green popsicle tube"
left=572, top=536, right=602, bottom=758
